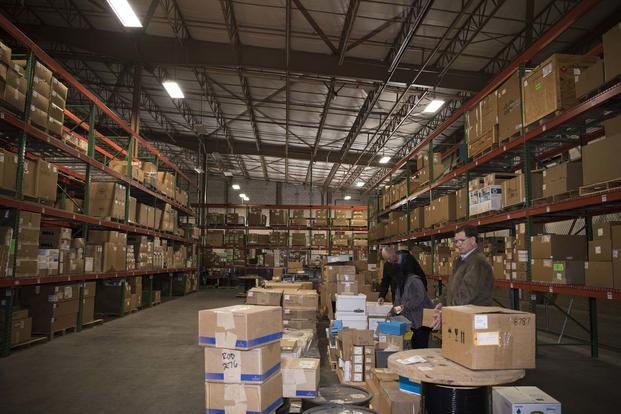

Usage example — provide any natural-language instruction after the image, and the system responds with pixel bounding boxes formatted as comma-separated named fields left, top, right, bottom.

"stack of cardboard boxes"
left=585, top=222, right=621, bottom=288
left=29, top=62, right=53, bottom=132
left=335, top=294, right=367, bottom=329
left=311, top=233, right=327, bottom=247
left=7, top=211, right=40, bottom=277
left=332, top=232, right=350, bottom=247
left=88, top=230, right=127, bottom=273
left=314, top=209, right=328, bottom=226
left=48, top=76, right=68, bottom=137
left=332, top=210, right=349, bottom=227
left=531, top=234, right=587, bottom=284
left=416, top=152, right=444, bottom=184
left=290, top=210, right=306, bottom=226
left=269, top=231, right=288, bottom=246
left=38, top=227, right=71, bottom=276
left=542, top=160, right=582, bottom=199
left=466, top=90, right=499, bottom=158
left=109, top=159, right=144, bottom=183
left=291, top=232, right=306, bottom=247
left=199, top=305, right=283, bottom=414
left=82, top=282, right=97, bottom=323
left=88, top=182, right=126, bottom=220
left=502, top=171, right=543, bottom=208
left=1, top=43, right=28, bottom=113
left=0, top=307, right=31, bottom=346
left=247, top=208, right=267, bottom=226
left=351, top=210, right=368, bottom=227
left=497, top=70, right=522, bottom=143
left=282, top=289, right=318, bottom=331
left=425, top=193, right=456, bottom=227
left=582, top=114, right=621, bottom=189
left=336, top=328, right=374, bottom=383
left=367, top=369, right=419, bottom=414
left=281, top=358, right=320, bottom=399
left=21, top=283, right=79, bottom=334
left=353, top=233, right=368, bottom=247
left=269, top=209, right=287, bottom=226
left=95, top=280, right=132, bottom=316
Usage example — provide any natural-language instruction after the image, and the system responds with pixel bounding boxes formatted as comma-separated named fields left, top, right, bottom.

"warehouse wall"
left=204, top=177, right=367, bottom=206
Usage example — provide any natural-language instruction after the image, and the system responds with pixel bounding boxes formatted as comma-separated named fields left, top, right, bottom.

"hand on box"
left=393, top=305, right=404, bottom=315
left=378, top=297, right=385, bottom=305
left=431, top=303, right=443, bottom=330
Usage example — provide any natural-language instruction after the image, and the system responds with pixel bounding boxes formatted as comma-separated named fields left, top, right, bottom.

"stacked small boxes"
left=7, top=211, right=41, bottom=277
left=282, top=289, right=318, bottom=331
left=290, top=210, right=306, bottom=226
left=314, top=209, right=328, bottom=226
left=351, top=210, right=367, bottom=227
left=531, top=233, right=587, bottom=284
left=269, top=209, right=287, bottom=226
left=312, top=233, right=327, bottom=247
left=332, top=210, right=350, bottom=227
left=199, top=305, right=283, bottom=414
left=48, top=76, right=68, bottom=137
left=88, top=182, right=126, bottom=220
left=332, top=232, right=350, bottom=247
left=377, top=320, right=407, bottom=351
left=30, top=62, right=53, bottom=131
left=1, top=44, right=28, bottom=112
left=88, top=230, right=127, bottom=272
left=38, top=227, right=71, bottom=276
left=336, top=328, right=374, bottom=382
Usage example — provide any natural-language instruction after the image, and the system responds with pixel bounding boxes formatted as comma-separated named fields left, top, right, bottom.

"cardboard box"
left=531, top=259, right=585, bottom=285
left=283, top=307, right=316, bottom=320
left=198, top=305, right=282, bottom=350
left=337, top=281, right=359, bottom=295
left=204, top=341, right=281, bottom=383
left=589, top=239, right=612, bottom=261
left=282, top=290, right=318, bottom=309
left=421, top=308, right=435, bottom=329
left=281, top=358, right=319, bottom=398
left=585, top=260, right=614, bottom=288
left=603, top=23, right=621, bottom=82
left=530, top=234, right=587, bottom=260
left=204, top=372, right=283, bottom=414
left=502, top=172, right=543, bottom=208
left=206, top=231, right=224, bottom=247
left=593, top=221, right=621, bottom=240
left=522, top=54, right=598, bottom=126
left=582, top=118, right=621, bottom=186
left=492, top=386, right=561, bottom=414
left=282, top=319, right=316, bottom=330
left=82, top=296, right=95, bottom=323
left=442, top=305, right=536, bottom=370
left=378, top=380, right=420, bottom=414
left=377, top=333, right=403, bottom=351
left=246, top=288, right=283, bottom=306
left=575, top=59, right=604, bottom=99
left=498, top=70, right=522, bottom=142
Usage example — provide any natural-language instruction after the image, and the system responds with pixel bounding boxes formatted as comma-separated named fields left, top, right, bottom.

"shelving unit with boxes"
left=0, top=20, right=201, bottom=355
left=368, top=16, right=621, bottom=357
left=199, top=204, right=368, bottom=271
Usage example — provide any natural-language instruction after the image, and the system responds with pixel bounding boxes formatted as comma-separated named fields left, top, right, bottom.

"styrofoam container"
left=335, top=312, right=369, bottom=329
left=336, top=294, right=367, bottom=312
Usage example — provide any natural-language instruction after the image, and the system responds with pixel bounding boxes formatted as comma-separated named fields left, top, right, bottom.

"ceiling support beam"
left=292, top=0, right=338, bottom=54
left=305, top=78, right=335, bottom=185
left=337, top=0, right=360, bottom=65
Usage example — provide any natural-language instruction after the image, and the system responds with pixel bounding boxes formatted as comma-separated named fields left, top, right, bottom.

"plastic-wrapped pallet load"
left=198, top=305, right=283, bottom=414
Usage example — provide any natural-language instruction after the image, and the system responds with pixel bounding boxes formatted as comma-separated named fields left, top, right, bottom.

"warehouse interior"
left=1, top=0, right=621, bottom=413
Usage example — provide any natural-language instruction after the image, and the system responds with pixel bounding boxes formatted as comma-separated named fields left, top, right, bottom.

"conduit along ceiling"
left=1, top=0, right=617, bottom=191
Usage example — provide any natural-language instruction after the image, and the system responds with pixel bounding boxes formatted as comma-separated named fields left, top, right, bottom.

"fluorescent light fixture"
left=423, top=99, right=445, bottom=113
left=239, top=193, right=246, bottom=198
left=344, top=195, right=352, bottom=201
left=232, top=184, right=240, bottom=190
left=379, top=156, right=391, bottom=164
left=193, top=167, right=204, bottom=174
left=107, top=0, right=142, bottom=27
left=162, top=81, right=184, bottom=99
left=243, top=196, right=249, bottom=201
left=355, top=181, right=365, bottom=187
left=223, top=171, right=233, bottom=177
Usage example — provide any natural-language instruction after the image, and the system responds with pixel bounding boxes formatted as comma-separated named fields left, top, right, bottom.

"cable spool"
left=303, top=404, right=377, bottom=414
left=302, top=384, right=372, bottom=411
left=421, top=382, right=490, bottom=414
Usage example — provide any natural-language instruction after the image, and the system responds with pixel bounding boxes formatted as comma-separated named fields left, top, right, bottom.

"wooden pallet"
left=82, top=318, right=104, bottom=329
left=35, top=325, right=76, bottom=340
left=471, top=142, right=499, bottom=159
left=10, top=335, right=48, bottom=350
left=524, top=110, right=562, bottom=133
left=532, top=190, right=579, bottom=206
left=579, top=178, right=621, bottom=196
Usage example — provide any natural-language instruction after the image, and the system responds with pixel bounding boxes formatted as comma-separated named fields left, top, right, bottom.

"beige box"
left=204, top=341, right=281, bottom=383
left=522, top=54, right=598, bottom=126
left=582, top=116, right=621, bottom=186
left=542, top=161, right=582, bottom=198
left=198, top=305, right=282, bottom=350
left=530, top=234, right=587, bottom=260
left=442, top=305, right=535, bottom=370
left=603, top=23, right=621, bottom=82
left=377, top=333, right=403, bottom=351
left=282, top=290, right=318, bottom=309
left=497, top=70, right=522, bottom=142
left=281, top=358, right=319, bottom=398
left=204, top=372, right=282, bottom=414
left=282, top=307, right=316, bottom=320
left=531, top=259, right=585, bottom=285
left=246, top=288, right=283, bottom=306
left=585, top=261, right=614, bottom=288
left=575, top=59, right=604, bottom=99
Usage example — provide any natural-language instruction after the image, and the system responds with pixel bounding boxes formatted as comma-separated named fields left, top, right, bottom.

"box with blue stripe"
left=204, top=342, right=281, bottom=384
left=281, top=358, right=319, bottom=399
left=205, top=372, right=283, bottom=414
left=198, top=305, right=283, bottom=351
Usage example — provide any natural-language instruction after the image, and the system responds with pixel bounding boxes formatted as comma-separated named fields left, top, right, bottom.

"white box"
left=353, top=363, right=364, bottom=373
left=366, top=302, right=392, bottom=317
left=492, top=386, right=561, bottom=414
left=478, top=185, right=502, bottom=213
left=335, top=311, right=368, bottom=329
left=335, top=294, right=367, bottom=312
left=368, top=316, right=384, bottom=334
left=354, top=355, right=363, bottom=364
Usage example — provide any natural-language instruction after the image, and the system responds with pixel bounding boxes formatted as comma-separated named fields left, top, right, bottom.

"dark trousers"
left=411, top=326, right=431, bottom=349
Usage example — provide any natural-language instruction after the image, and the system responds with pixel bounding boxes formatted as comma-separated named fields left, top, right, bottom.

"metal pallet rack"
left=0, top=18, right=200, bottom=356
left=367, top=0, right=621, bottom=357
left=197, top=203, right=368, bottom=268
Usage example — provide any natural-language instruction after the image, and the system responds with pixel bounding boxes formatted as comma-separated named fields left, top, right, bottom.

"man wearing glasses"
left=432, top=224, right=493, bottom=329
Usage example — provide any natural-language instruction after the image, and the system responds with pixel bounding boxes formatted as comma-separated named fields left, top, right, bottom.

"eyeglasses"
left=454, top=238, right=470, bottom=245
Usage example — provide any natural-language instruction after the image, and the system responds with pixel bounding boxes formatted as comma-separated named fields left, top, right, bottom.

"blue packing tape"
left=399, top=376, right=421, bottom=395
left=198, top=331, right=283, bottom=349
left=204, top=362, right=281, bottom=382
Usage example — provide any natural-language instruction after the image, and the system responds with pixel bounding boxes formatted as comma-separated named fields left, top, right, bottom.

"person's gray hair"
left=381, top=246, right=396, bottom=255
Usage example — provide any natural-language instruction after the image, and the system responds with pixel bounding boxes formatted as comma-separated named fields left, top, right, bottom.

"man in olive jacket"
left=432, top=224, right=493, bottom=329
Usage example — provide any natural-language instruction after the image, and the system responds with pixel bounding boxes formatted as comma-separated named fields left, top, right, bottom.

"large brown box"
left=378, top=380, right=420, bottom=414
left=582, top=115, right=621, bottom=186
left=83, top=296, right=95, bottom=323
left=585, top=261, right=614, bottom=288
left=531, top=259, right=585, bottom=284
left=95, top=283, right=131, bottom=316
left=283, top=307, right=316, bottom=320
left=589, top=239, right=612, bottom=261
left=429, top=193, right=456, bottom=226
left=442, top=305, right=536, bottom=370
left=502, top=172, right=544, bottom=208
left=542, top=161, right=582, bottom=198
left=246, top=288, right=283, bottom=306
left=593, top=221, right=621, bottom=241
left=204, top=372, right=282, bottom=413
left=34, top=158, right=58, bottom=202
left=282, top=290, right=318, bottom=309
left=206, top=231, right=224, bottom=247
left=409, top=207, right=424, bottom=231
left=522, top=54, right=598, bottom=126
left=198, top=305, right=282, bottom=350
left=531, top=234, right=587, bottom=260
left=0, top=149, right=18, bottom=192
left=497, top=70, right=522, bottom=142
left=603, top=23, right=621, bottom=82
left=575, top=59, right=604, bottom=99
left=455, top=188, right=467, bottom=220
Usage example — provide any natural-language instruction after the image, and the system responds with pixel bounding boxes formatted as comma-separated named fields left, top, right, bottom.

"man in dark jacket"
left=432, top=225, right=494, bottom=329
left=378, top=246, right=427, bottom=304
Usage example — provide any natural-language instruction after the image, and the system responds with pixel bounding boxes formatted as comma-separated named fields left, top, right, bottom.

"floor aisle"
left=0, top=288, right=619, bottom=413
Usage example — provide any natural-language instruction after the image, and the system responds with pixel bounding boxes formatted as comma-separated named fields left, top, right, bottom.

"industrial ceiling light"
left=355, top=181, right=365, bottom=187
left=193, top=167, right=204, bottom=174
left=106, top=0, right=142, bottom=27
left=162, top=81, right=184, bottom=99
left=344, top=195, right=352, bottom=200
left=239, top=193, right=246, bottom=199
left=379, top=156, right=391, bottom=164
left=232, top=184, right=240, bottom=190
left=243, top=195, right=249, bottom=201
left=223, top=171, right=233, bottom=177
left=423, top=99, right=445, bottom=113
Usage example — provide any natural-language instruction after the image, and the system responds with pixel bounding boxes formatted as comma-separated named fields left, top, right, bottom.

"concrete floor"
left=0, top=288, right=618, bottom=413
